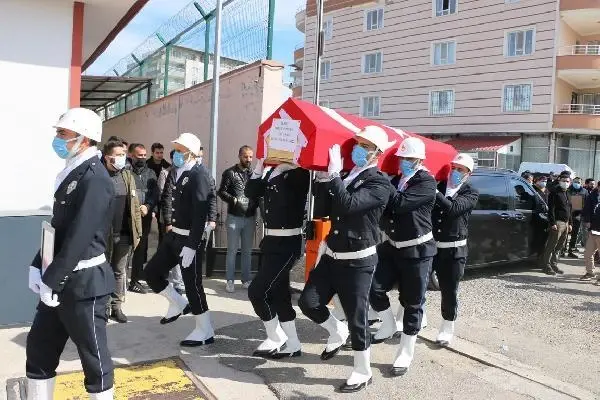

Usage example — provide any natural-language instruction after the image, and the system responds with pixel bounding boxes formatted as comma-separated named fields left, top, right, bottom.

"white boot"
left=159, top=283, right=189, bottom=324
left=180, top=312, right=215, bottom=347
left=391, top=333, right=418, bottom=376
left=421, top=305, right=428, bottom=329
left=436, top=319, right=455, bottom=346
left=253, top=316, right=287, bottom=356
left=320, top=314, right=349, bottom=360
left=272, top=320, right=302, bottom=358
left=395, top=305, right=404, bottom=334
left=372, top=307, right=396, bottom=343
left=27, top=377, right=55, bottom=400
left=89, top=387, right=114, bottom=400
left=330, top=294, right=346, bottom=321
left=340, top=349, right=372, bottom=392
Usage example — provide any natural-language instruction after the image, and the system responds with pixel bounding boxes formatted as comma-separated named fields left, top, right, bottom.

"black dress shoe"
left=368, top=319, right=380, bottom=326
left=128, top=281, right=148, bottom=294
left=320, top=345, right=343, bottom=360
left=392, top=330, right=402, bottom=339
left=339, top=378, right=372, bottom=393
left=371, top=333, right=392, bottom=344
left=110, top=307, right=128, bottom=323
left=342, top=337, right=352, bottom=350
left=180, top=336, right=215, bottom=347
left=552, top=265, right=564, bottom=274
left=253, top=348, right=279, bottom=357
left=160, top=304, right=192, bottom=325
left=270, top=350, right=302, bottom=359
left=543, top=268, right=556, bottom=276
left=390, top=366, right=408, bottom=376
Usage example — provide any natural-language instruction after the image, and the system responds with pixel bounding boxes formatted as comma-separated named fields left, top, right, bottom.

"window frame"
left=502, top=83, right=533, bottom=113
left=431, top=40, right=457, bottom=66
left=323, top=17, right=333, bottom=41
left=364, top=6, right=384, bottom=32
left=319, top=99, right=330, bottom=108
left=429, top=89, right=456, bottom=116
left=362, top=51, right=384, bottom=74
left=320, top=60, right=331, bottom=81
left=504, top=26, right=536, bottom=57
left=432, top=0, right=458, bottom=17
left=360, top=95, right=382, bottom=118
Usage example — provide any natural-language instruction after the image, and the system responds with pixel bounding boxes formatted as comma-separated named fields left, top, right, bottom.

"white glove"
left=39, top=281, right=60, bottom=307
left=314, top=241, right=327, bottom=269
left=252, top=159, right=265, bottom=178
left=328, top=144, right=343, bottom=176
left=28, top=266, right=42, bottom=294
left=179, top=246, right=196, bottom=269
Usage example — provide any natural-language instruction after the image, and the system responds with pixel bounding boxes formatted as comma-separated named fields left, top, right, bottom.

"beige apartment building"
left=292, top=0, right=600, bottom=177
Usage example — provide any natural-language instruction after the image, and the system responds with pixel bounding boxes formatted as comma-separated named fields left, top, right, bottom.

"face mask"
left=400, top=159, right=417, bottom=176
left=573, top=183, right=581, bottom=190
left=112, top=155, right=126, bottom=171
left=449, top=170, right=466, bottom=186
left=173, top=151, right=186, bottom=168
left=537, top=181, right=547, bottom=188
left=52, top=136, right=81, bottom=159
left=133, top=158, right=146, bottom=169
left=351, top=145, right=369, bottom=168
left=559, top=181, right=569, bottom=190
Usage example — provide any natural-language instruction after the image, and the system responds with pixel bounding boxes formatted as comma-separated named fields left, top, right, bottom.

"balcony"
left=554, top=104, right=600, bottom=130
left=560, top=0, right=600, bottom=11
left=557, top=45, right=600, bottom=88
left=292, top=85, right=302, bottom=98
left=560, top=5, right=600, bottom=36
left=296, top=7, right=306, bottom=33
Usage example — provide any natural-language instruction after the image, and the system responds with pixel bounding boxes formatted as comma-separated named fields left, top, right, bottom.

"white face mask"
left=559, top=181, right=569, bottom=190
left=112, top=155, right=127, bottom=170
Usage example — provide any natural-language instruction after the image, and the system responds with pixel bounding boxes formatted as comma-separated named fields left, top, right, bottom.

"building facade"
left=294, top=0, right=600, bottom=178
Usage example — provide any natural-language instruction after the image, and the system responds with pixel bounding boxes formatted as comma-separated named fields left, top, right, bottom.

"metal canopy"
left=80, top=75, right=152, bottom=111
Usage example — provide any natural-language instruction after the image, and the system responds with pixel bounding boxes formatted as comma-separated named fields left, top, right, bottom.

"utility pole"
left=209, top=0, right=223, bottom=181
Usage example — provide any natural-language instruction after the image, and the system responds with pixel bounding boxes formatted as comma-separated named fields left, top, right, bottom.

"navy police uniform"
left=145, top=163, right=214, bottom=315
left=299, top=167, right=393, bottom=351
left=26, top=156, right=116, bottom=394
left=432, top=181, right=478, bottom=321
left=370, top=169, right=437, bottom=336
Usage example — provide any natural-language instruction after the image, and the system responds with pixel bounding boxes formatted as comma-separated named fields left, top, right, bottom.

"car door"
left=467, top=174, right=512, bottom=267
left=508, top=178, right=537, bottom=261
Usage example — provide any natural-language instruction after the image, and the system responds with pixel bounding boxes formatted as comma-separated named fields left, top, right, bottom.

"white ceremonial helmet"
left=53, top=108, right=102, bottom=142
left=451, top=153, right=475, bottom=172
left=395, top=137, right=426, bottom=159
left=355, top=125, right=396, bottom=152
left=172, top=132, right=202, bottom=156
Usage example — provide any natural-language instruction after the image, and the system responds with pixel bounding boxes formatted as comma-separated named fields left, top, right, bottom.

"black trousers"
left=569, top=216, right=582, bottom=250
left=370, top=242, right=432, bottom=336
left=248, top=250, right=299, bottom=323
left=145, top=231, right=209, bottom=315
left=432, top=249, right=465, bottom=321
left=26, top=296, right=113, bottom=394
left=131, top=214, right=152, bottom=282
left=299, top=255, right=375, bottom=351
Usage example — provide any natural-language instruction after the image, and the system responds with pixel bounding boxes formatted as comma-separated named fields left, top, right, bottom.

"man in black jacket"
left=369, top=136, right=436, bottom=377
left=128, top=143, right=159, bottom=294
left=540, top=173, right=572, bottom=275
left=26, top=108, right=115, bottom=399
left=218, top=145, right=258, bottom=293
left=566, top=177, right=587, bottom=257
left=581, top=186, right=600, bottom=282
left=431, top=154, right=479, bottom=347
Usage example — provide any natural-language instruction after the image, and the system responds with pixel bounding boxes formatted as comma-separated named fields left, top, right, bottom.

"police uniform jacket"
left=170, top=163, right=214, bottom=249
left=162, top=167, right=217, bottom=226
left=314, top=167, right=394, bottom=268
left=246, top=167, right=310, bottom=254
left=380, top=170, right=437, bottom=259
left=433, top=181, right=479, bottom=259
left=31, top=158, right=116, bottom=300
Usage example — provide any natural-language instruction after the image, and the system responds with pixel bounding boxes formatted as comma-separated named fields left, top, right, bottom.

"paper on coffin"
left=256, top=98, right=457, bottom=180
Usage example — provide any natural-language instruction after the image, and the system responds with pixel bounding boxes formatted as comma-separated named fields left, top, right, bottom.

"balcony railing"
left=556, top=104, right=600, bottom=115
left=558, top=45, right=600, bottom=56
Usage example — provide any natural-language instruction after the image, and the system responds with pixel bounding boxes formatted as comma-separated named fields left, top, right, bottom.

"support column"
left=163, top=44, right=171, bottom=97
left=266, top=0, right=275, bottom=59
left=69, top=2, right=84, bottom=107
left=204, top=19, right=211, bottom=82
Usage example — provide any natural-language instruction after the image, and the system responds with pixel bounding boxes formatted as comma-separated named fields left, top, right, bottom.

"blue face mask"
left=449, top=170, right=466, bottom=186
left=173, top=151, right=186, bottom=168
left=400, top=159, right=417, bottom=176
left=52, top=136, right=77, bottom=159
left=573, top=183, right=581, bottom=190
left=538, top=181, right=547, bottom=188
left=351, top=145, right=369, bottom=168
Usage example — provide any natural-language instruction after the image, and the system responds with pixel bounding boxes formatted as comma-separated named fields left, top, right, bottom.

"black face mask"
left=133, top=158, right=146, bottom=169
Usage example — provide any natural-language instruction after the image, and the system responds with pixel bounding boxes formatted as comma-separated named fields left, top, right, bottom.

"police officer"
left=144, top=133, right=216, bottom=347
left=369, top=136, right=437, bottom=377
left=26, top=108, right=116, bottom=399
left=432, top=154, right=479, bottom=346
left=299, top=126, right=395, bottom=393
left=246, top=160, right=310, bottom=358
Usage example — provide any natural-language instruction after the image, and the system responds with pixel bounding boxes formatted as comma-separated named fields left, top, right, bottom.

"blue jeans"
left=226, top=215, right=256, bottom=282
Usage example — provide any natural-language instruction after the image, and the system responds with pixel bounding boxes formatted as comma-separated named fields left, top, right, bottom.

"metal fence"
left=99, top=0, right=275, bottom=120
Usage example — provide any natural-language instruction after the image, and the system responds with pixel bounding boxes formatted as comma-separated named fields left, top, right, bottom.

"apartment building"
left=294, top=0, right=600, bottom=177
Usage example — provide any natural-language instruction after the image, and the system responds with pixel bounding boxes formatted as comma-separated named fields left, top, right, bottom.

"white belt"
left=386, top=231, right=434, bottom=249
left=265, top=228, right=303, bottom=237
left=324, top=245, right=377, bottom=260
left=172, top=227, right=190, bottom=236
left=591, top=230, right=600, bottom=236
left=436, top=239, right=467, bottom=249
left=73, top=254, right=106, bottom=271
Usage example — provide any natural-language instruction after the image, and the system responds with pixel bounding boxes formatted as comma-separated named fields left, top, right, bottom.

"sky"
left=87, top=0, right=305, bottom=81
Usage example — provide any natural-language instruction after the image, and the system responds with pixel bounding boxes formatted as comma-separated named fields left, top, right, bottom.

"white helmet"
left=172, top=132, right=202, bottom=156
left=451, top=153, right=475, bottom=172
left=396, top=137, right=426, bottom=159
left=355, top=125, right=396, bottom=152
left=53, top=108, right=102, bottom=142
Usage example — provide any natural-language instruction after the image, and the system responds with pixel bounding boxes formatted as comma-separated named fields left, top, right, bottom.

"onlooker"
left=540, top=173, right=572, bottom=275
left=532, top=175, right=549, bottom=259
left=102, top=140, right=142, bottom=323
left=128, top=143, right=159, bottom=293
left=521, top=172, right=533, bottom=185
left=533, top=175, right=549, bottom=204
left=147, top=142, right=171, bottom=177
left=582, top=183, right=600, bottom=282
left=218, top=145, right=258, bottom=293
left=566, top=177, right=587, bottom=257
left=585, top=178, right=596, bottom=194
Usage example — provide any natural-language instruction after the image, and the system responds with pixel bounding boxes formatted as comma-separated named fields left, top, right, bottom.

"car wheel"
left=428, top=270, right=440, bottom=291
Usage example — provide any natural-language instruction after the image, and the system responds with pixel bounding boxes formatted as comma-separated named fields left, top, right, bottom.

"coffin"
left=256, top=98, right=457, bottom=180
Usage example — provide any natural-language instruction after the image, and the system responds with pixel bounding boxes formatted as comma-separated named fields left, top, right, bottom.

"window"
left=505, top=0, right=520, bottom=3
left=324, top=17, right=333, bottom=40
left=363, top=52, right=383, bottom=73
left=503, top=84, right=532, bottom=112
left=434, top=0, right=457, bottom=16
left=511, top=178, right=536, bottom=211
left=319, top=99, right=330, bottom=107
left=506, top=28, right=535, bottom=57
left=320, top=60, right=331, bottom=80
left=430, top=90, right=455, bottom=115
left=469, top=175, right=509, bottom=211
left=365, top=8, right=384, bottom=31
left=361, top=96, right=381, bottom=117
left=477, top=151, right=496, bottom=167
left=432, top=41, right=456, bottom=65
